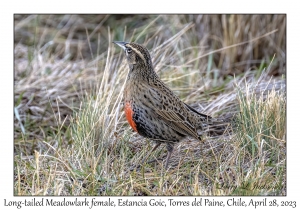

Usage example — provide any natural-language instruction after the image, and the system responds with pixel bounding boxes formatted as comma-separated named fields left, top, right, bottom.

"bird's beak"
left=113, top=41, right=128, bottom=51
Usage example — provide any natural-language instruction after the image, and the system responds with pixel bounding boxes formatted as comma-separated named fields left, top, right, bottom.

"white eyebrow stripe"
left=127, top=44, right=147, bottom=65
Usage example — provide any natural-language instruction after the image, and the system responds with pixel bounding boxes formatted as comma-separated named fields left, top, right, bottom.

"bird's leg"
left=164, top=143, right=174, bottom=169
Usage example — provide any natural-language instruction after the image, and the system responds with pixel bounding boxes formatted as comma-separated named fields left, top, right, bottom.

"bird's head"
left=113, top=41, right=153, bottom=71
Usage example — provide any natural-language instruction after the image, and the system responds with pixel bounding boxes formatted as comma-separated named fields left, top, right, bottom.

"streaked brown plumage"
left=114, top=41, right=229, bottom=169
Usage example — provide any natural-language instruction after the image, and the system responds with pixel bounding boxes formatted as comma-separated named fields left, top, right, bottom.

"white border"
left=2, top=0, right=299, bottom=209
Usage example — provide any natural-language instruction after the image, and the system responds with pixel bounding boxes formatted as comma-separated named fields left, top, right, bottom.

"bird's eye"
left=126, top=48, right=132, bottom=54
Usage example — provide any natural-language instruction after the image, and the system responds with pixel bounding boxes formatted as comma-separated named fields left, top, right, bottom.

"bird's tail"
left=184, top=102, right=235, bottom=137
left=201, top=113, right=235, bottom=137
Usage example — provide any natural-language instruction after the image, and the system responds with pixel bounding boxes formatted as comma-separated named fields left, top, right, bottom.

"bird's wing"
left=155, top=109, right=200, bottom=140
left=183, top=102, right=212, bottom=120
left=146, top=87, right=200, bottom=140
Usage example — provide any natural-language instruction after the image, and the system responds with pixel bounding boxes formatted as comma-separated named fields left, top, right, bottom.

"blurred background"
left=15, top=14, right=285, bottom=74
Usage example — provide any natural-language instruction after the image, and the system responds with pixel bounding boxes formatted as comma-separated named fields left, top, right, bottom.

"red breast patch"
left=124, top=102, right=138, bottom=133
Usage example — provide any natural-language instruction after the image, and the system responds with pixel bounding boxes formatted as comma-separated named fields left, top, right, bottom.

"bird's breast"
left=124, top=101, right=138, bottom=133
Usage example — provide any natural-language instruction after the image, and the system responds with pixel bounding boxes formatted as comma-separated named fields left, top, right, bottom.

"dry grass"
left=14, top=14, right=286, bottom=195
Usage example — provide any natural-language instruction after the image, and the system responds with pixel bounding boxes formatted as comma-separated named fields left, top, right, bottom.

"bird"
left=113, top=41, right=230, bottom=169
